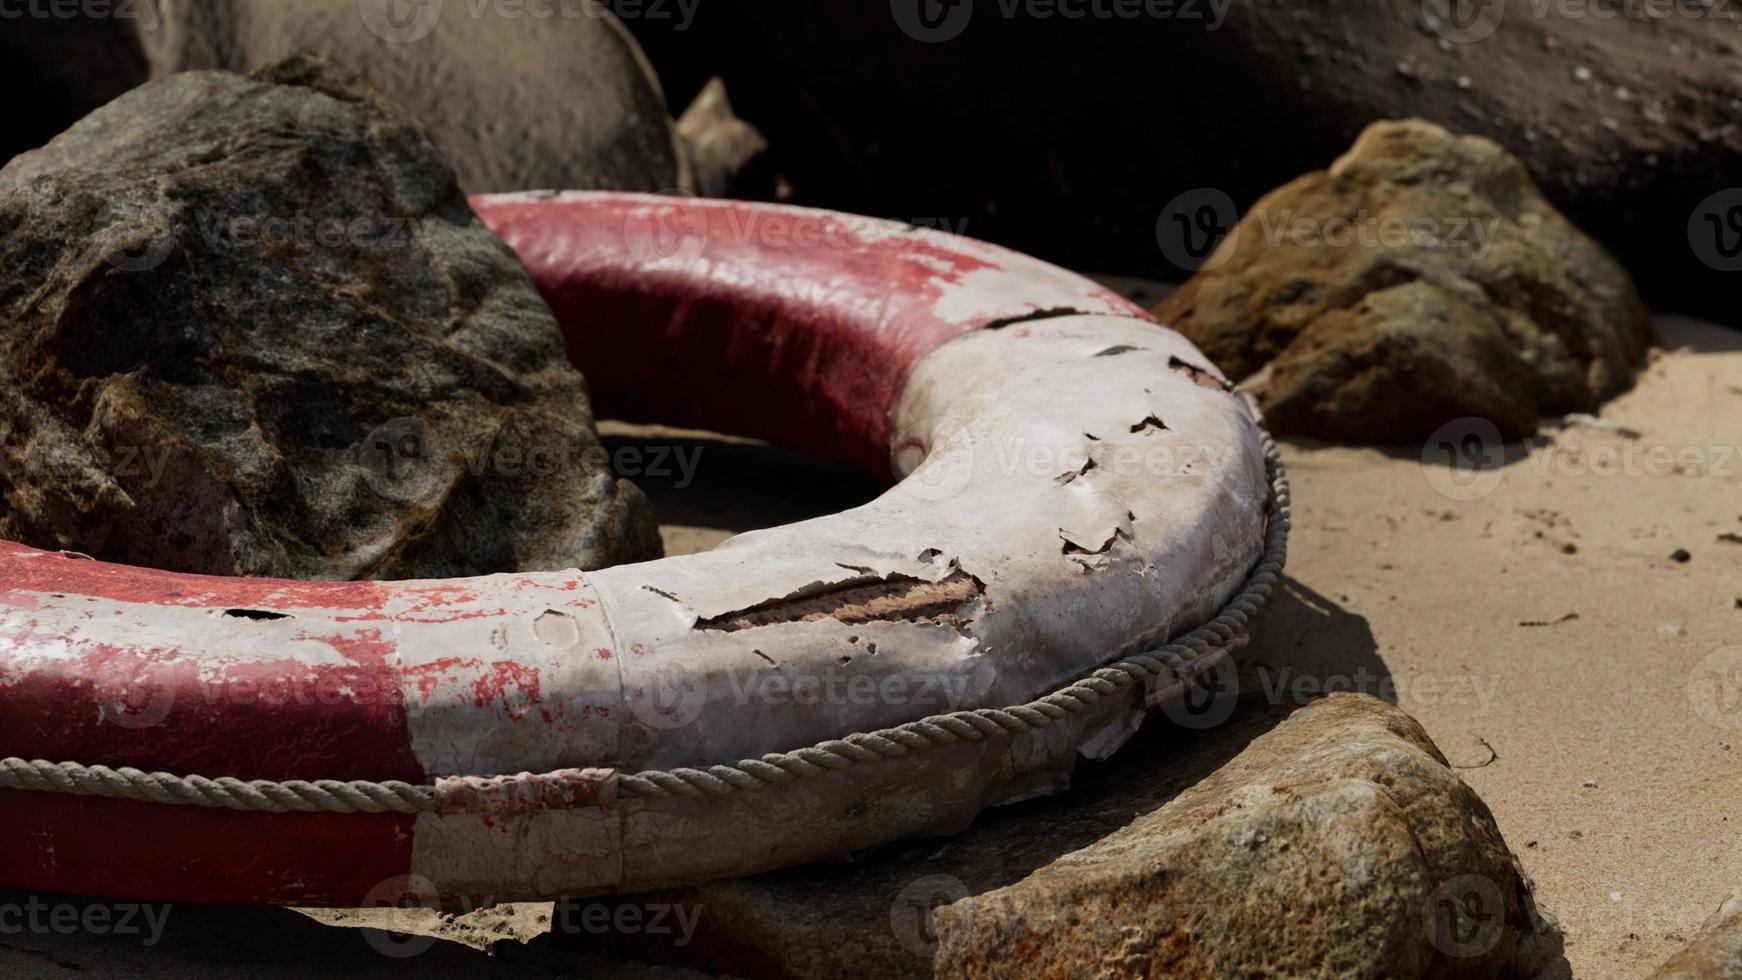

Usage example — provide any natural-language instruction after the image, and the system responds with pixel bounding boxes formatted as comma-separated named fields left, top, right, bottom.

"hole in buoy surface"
left=224, top=608, right=291, bottom=621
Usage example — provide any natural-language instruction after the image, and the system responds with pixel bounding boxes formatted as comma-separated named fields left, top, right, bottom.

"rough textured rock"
left=676, top=77, right=771, bottom=200
left=136, top=0, right=685, bottom=195
left=621, top=0, right=1742, bottom=318
left=552, top=694, right=1561, bottom=979
left=1155, top=118, right=1653, bottom=442
left=1651, top=886, right=1742, bottom=979
left=0, top=53, right=660, bottom=580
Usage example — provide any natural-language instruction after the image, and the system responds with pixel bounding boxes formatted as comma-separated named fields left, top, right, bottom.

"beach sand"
left=3, top=314, right=1737, bottom=978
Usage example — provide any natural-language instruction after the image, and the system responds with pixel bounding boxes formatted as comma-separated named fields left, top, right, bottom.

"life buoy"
left=0, top=193, right=1287, bottom=905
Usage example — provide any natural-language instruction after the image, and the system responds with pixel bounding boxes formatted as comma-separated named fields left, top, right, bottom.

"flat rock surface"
left=0, top=53, right=660, bottom=579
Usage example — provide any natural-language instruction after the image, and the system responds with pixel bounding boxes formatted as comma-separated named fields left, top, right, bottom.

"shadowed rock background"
left=0, top=0, right=690, bottom=195
left=622, top=0, right=1742, bottom=324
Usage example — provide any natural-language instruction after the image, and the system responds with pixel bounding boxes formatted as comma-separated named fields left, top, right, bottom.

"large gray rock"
left=1650, top=886, right=1742, bottom=979
left=0, top=53, right=660, bottom=579
left=136, top=0, right=685, bottom=195
left=552, top=694, right=1561, bottom=979
left=1156, top=119, right=1653, bottom=443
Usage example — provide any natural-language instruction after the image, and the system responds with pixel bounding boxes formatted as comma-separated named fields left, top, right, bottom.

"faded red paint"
left=0, top=542, right=385, bottom=611
left=472, top=193, right=1145, bottom=477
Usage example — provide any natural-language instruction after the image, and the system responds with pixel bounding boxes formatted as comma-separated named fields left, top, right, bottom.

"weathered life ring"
left=0, top=193, right=1288, bottom=906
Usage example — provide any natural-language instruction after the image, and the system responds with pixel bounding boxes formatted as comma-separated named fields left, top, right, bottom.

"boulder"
left=1649, top=886, right=1742, bottom=979
left=676, top=78, right=772, bottom=200
left=622, top=0, right=1742, bottom=318
left=0, top=53, right=660, bottom=579
left=135, top=0, right=685, bottom=195
left=549, top=694, right=1562, bottom=979
left=1155, top=118, right=1653, bottom=443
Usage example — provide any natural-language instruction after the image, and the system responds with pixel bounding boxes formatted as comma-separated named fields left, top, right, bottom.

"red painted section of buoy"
left=472, top=192, right=1145, bottom=476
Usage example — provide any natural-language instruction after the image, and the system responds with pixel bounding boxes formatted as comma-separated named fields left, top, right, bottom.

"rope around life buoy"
left=0, top=432, right=1289, bottom=816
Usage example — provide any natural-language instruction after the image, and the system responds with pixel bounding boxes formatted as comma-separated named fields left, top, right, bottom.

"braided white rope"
left=0, top=433, right=1288, bottom=814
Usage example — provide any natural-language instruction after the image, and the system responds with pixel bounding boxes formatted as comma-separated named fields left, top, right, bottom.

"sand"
left=1245, top=313, right=1742, bottom=977
left=2, top=314, right=1737, bottom=978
